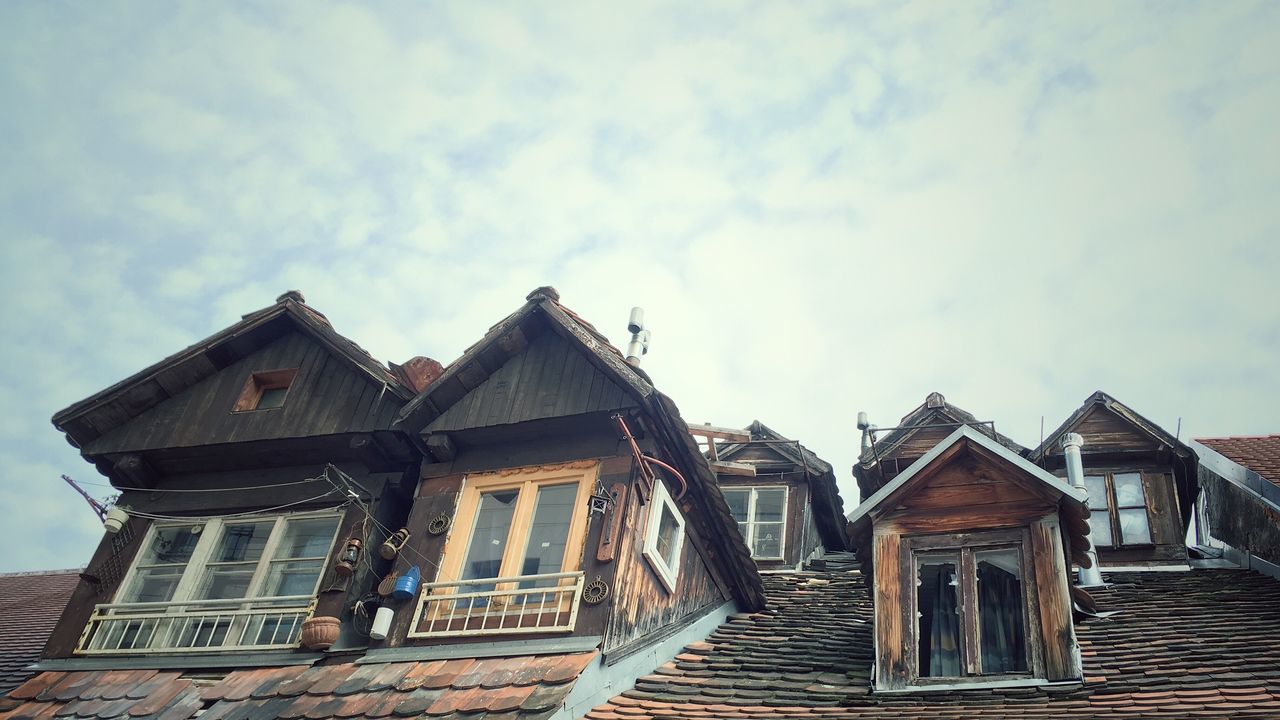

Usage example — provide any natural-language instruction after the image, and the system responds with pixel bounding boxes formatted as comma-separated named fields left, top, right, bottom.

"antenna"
left=61, top=474, right=110, bottom=522
left=625, top=307, right=651, bottom=367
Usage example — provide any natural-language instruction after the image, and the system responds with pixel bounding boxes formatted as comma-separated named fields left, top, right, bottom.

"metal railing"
left=77, top=595, right=316, bottom=654
left=408, top=571, right=584, bottom=638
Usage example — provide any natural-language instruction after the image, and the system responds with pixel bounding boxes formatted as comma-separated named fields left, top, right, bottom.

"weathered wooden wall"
left=427, top=330, right=638, bottom=433
left=1043, top=407, right=1160, bottom=457
left=1200, top=467, right=1280, bottom=567
left=603, top=474, right=728, bottom=659
left=83, top=331, right=403, bottom=455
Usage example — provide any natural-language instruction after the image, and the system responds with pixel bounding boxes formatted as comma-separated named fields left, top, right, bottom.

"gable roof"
left=859, top=392, right=1027, bottom=467
left=585, top=567, right=1280, bottom=718
left=1031, top=391, right=1195, bottom=461
left=1, top=653, right=598, bottom=718
left=0, top=569, right=80, bottom=696
left=52, top=291, right=413, bottom=448
left=396, top=287, right=765, bottom=611
left=716, top=420, right=849, bottom=551
left=848, top=424, right=1084, bottom=529
left=1196, top=435, right=1280, bottom=490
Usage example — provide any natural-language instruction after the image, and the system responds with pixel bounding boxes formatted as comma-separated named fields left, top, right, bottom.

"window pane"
left=723, top=489, right=749, bottom=523
left=754, top=489, right=785, bottom=523
left=1113, top=473, right=1146, bottom=507
left=461, top=490, right=519, bottom=582
left=975, top=549, right=1027, bottom=674
left=656, top=505, right=682, bottom=568
left=1118, top=508, right=1152, bottom=544
left=1082, top=475, right=1109, bottom=511
left=124, top=566, right=185, bottom=603
left=257, top=386, right=289, bottom=409
left=214, top=521, right=273, bottom=562
left=263, top=559, right=326, bottom=596
left=139, top=526, right=201, bottom=565
left=198, top=566, right=255, bottom=599
left=275, top=517, right=339, bottom=559
left=1091, top=514, right=1114, bottom=547
left=519, top=484, right=576, bottom=578
left=752, top=522, right=783, bottom=558
left=917, top=556, right=961, bottom=678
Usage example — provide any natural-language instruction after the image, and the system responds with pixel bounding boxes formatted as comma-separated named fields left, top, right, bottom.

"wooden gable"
left=425, top=328, right=639, bottom=434
left=1041, top=405, right=1161, bottom=457
left=82, top=329, right=404, bottom=456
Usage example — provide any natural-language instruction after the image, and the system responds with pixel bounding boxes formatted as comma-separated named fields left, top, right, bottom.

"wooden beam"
left=709, top=460, right=756, bottom=477
left=687, top=423, right=750, bottom=443
left=424, top=433, right=457, bottom=462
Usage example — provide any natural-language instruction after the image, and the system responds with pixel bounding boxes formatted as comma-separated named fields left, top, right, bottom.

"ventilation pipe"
left=857, top=411, right=875, bottom=453
left=625, top=307, right=651, bottom=367
left=1062, top=432, right=1105, bottom=587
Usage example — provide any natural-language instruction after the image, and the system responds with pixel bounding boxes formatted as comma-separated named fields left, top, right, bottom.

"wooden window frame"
left=722, top=485, right=788, bottom=560
left=232, top=368, right=298, bottom=413
left=114, top=510, right=342, bottom=605
left=902, top=529, right=1046, bottom=686
left=642, top=479, right=686, bottom=593
left=436, top=463, right=596, bottom=596
left=1079, top=469, right=1157, bottom=548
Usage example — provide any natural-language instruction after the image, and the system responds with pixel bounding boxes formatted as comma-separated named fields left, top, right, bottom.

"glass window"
left=642, top=479, right=686, bottom=592
left=1076, top=471, right=1153, bottom=547
left=123, top=526, right=202, bottom=603
left=723, top=486, right=788, bottom=559
left=913, top=542, right=1030, bottom=681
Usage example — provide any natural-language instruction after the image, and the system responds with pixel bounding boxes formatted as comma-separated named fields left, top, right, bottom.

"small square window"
left=233, top=368, right=298, bottom=412
left=642, top=480, right=686, bottom=593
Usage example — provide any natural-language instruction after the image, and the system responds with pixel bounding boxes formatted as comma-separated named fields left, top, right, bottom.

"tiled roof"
left=587, top=569, right=1280, bottom=719
left=0, top=569, right=80, bottom=696
left=1198, top=435, right=1280, bottom=488
left=0, top=653, right=597, bottom=719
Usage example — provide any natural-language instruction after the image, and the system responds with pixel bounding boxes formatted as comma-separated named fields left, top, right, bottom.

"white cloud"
left=0, top=0, right=1277, bottom=570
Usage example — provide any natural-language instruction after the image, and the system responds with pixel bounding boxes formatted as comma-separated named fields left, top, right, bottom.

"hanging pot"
left=299, top=616, right=341, bottom=651
left=104, top=506, right=129, bottom=534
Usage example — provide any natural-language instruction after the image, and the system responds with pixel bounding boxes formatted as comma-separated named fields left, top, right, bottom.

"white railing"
left=408, top=571, right=584, bottom=638
left=77, top=596, right=316, bottom=655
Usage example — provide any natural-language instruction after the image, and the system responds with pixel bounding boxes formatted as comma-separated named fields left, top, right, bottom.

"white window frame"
left=642, top=479, right=686, bottom=593
left=723, top=485, right=788, bottom=560
left=115, top=510, right=342, bottom=605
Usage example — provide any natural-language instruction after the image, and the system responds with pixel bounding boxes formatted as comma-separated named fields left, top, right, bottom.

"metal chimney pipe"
left=625, top=307, right=650, bottom=367
left=1061, top=432, right=1105, bottom=587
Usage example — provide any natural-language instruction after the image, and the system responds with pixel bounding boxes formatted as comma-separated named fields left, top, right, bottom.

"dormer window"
left=642, top=478, right=686, bottom=592
left=723, top=486, right=786, bottom=559
left=911, top=531, right=1032, bottom=681
left=233, top=368, right=298, bottom=412
left=1081, top=472, right=1152, bottom=546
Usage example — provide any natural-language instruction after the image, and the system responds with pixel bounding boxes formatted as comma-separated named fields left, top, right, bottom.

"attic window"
left=642, top=480, right=686, bottom=592
left=1081, top=472, right=1152, bottom=546
left=233, top=368, right=298, bottom=412
left=723, top=486, right=787, bottom=559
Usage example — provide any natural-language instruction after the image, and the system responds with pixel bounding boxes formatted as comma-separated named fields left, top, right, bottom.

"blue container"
left=391, top=565, right=420, bottom=602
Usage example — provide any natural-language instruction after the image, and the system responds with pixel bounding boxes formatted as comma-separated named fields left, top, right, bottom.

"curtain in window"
left=975, top=549, right=1027, bottom=674
left=917, top=558, right=961, bottom=677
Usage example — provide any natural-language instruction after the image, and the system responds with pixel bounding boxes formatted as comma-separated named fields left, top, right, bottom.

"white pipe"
left=369, top=605, right=395, bottom=640
left=1062, top=433, right=1105, bottom=586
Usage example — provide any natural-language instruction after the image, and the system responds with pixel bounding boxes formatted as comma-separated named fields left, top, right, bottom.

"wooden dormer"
left=1032, top=391, right=1198, bottom=566
left=848, top=426, right=1089, bottom=691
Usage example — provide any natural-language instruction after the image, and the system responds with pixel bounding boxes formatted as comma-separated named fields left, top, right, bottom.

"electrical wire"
left=124, top=490, right=350, bottom=522
left=318, top=465, right=447, bottom=578
left=106, top=476, right=330, bottom=493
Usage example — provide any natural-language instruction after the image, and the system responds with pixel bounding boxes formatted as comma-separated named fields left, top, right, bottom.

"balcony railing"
left=76, top=596, right=316, bottom=655
left=408, top=571, right=584, bottom=638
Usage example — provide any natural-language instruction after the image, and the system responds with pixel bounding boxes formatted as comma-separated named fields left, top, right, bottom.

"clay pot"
left=299, top=616, right=341, bottom=651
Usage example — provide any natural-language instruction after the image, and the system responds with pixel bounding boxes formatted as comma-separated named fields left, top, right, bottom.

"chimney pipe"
left=625, top=307, right=650, bottom=367
left=1061, top=432, right=1105, bottom=587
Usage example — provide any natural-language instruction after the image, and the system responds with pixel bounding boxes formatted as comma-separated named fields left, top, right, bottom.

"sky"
left=1, top=2, right=1277, bottom=573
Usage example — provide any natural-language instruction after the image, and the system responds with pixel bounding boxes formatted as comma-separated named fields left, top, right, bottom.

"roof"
left=1196, top=435, right=1280, bottom=489
left=396, top=287, right=765, bottom=611
left=859, top=392, right=1027, bottom=467
left=0, top=569, right=80, bottom=696
left=1, top=653, right=598, bottom=718
left=847, top=425, right=1085, bottom=528
left=1030, top=391, right=1195, bottom=461
left=716, top=421, right=849, bottom=551
left=52, top=291, right=414, bottom=448
left=586, top=568, right=1280, bottom=719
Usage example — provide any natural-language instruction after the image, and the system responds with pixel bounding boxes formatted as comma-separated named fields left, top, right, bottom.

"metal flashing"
left=30, top=650, right=323, bottom=672
left=355, top=635, right=604, bottom=664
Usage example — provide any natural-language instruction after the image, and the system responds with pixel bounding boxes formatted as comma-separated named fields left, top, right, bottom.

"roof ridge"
left=1198, top=434, right=1280, bottom=441
left=0, top=567, right=84, bottom=577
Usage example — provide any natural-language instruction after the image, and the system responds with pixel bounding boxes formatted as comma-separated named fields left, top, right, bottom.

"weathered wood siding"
left=1045, top=407, right=1160, bottom=456
left=878, top=452, right=1055, bottom=536
left=83, top=331, right=403, bottom=455
left=1200, top=466, right=1280, bottom=566
left=427, top=330, right=638, bottom=433
left=43, top=517, right=150, bottom=658
left=1030, top=517, right=1079, bottom=680
left=603, top=475, right=727, bottom=657
left=872, top=531, right=906, bottom=689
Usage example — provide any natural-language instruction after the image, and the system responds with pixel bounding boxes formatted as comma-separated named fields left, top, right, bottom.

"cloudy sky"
left=2, top=2, right=1277, bottom=572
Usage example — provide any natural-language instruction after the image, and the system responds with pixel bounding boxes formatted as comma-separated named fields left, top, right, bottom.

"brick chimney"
left=391, top=356, right=445, bottom=394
